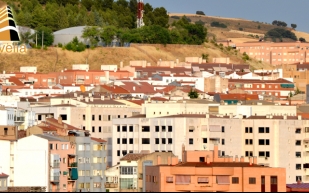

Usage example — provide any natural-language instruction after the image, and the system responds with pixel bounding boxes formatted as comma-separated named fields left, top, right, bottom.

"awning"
left=70, top=168, right=78, bottom=180
left=216, top=176, right=230, bottom=185
left=280, top=84, right=294, bottom=88
left=175, top=176, right=191, bottom=185
left=68, top=154, right=76, bottom=157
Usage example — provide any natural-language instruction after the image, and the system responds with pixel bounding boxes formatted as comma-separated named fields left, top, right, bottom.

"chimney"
left=240, top=156, right=245, bottom=162
left=58, top=116, right=62, bottom=124
left=235, top=156, right=239, bottom=162
left=198, top=57, right=202, bottom=64
left=101, top=96, right=105, bottom=101
left=3, top=71, right=5, bottom=74
left=148, top=97, right=151, bottom=103
left=157, top=155, right=161, bottom=165
left=120, top=61, right=124, bottom=69
left=249, top=157, right=253, bottom=166
left=206, top=156, right=210, bottom=164
left=105, top=71, right=110, bottom=81
left=229, top=113, right=233, bottom=119
left=298, top=115, right=302, bottom=120
left=214, top=144, right=219, bottom=160
left=284, top=114, right=287, bottom=120
left=90, top=97, right=94, bottom=102
left=253, top=156, right=257, bottom=165
left=167, top=157, right=171, bottom=165
left=170, top=61, right=175, bottom=69
left=206, top=113, right=210, bottom=118
left=85, top=97, right=89, bottom=102
left=133, top=86, right=135, bottom=91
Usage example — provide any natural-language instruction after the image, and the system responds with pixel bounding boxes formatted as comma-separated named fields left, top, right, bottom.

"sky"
left=146, top=0, right=309, bottom=33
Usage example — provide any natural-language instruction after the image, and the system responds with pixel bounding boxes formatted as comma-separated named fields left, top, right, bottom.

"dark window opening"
left=118, top=115, right=121, bottom=118
left=4, top=128, right=8, bottom=135
left=266, top=127, right=270, bottom=133
left=92, top=126, right=95, bottom=132
left=249, top=178, right=256, bottom=184
left=162, top=126, right=166, bottom=132
left=129, top=126, right=134, bottom=132
left=222, top=126, right=225, bottom=133
left=99, top=127, right=102, bottom=133
left=189, top=138, right=194, bottom=144
left=122, top=138, right=127, bottom=144
left=296, top=128, right=301, bottom=134
left=99, top=115, right=101, bottom=121
left=199, top=157, right=205, bottom=162
left=92, top=115, right=95, bottom=121
left=60, top=114, right=67, bottom=120
left=203, top=138, right=207, bottom=143
left=142, top=138, right=150, bottom=144
left=129, top=138, right=133, bottom=144
left=155, top=138, right=159, bottom=144
left=117, top=138, right=120, bottom=144
left=38, top=115, right=42, bottom=121
left=117, top=126, right=120, bottom=132
left=296, top=140, right=301, bottom=146
left=232, top=177, right=239, bottom=184
left=168, top=138, right=172, bottom=144
left=162, top=138, right=166, bottom=144
left=122, top=150, right=127, bottom=156
left=117, top=150, right=120, bottom=156
left=296, top=152, right=301, bottom=158
left=108, top=115, right=111, bottom=121
left=259, top=127, right=264, bottom=133
left=155, top=126, right=160, bottom=132
left=222, top=139, right=225, bottom=145
left=168, top=126, right=173, bottom=132
left=142, top=126, right=150, bottom=132
left=122, top=126, right=127, bottom=132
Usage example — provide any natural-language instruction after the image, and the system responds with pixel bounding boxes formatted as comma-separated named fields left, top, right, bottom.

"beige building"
left=204, top=75, right=229, bottom=93
left=282, top=63, right=309, bottom=92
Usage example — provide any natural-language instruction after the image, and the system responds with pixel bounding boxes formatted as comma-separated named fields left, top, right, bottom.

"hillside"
left=0, top=43, right=273, bottom=73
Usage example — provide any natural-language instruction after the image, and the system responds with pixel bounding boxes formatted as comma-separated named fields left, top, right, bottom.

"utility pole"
left=42, top=31, right=44, bottom=49
left=36, top=32, right=37, bottom=47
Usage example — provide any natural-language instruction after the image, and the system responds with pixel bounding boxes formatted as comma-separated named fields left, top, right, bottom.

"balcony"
left=50, top=176, right=60, bottom=182
left=68, top=162, right=78, bottom=168
left=105, top=183, right=118, bottom=188
left=14, top=116, right=25, bottom=122
left=51, top=162, right=60, bottom=168
left=68, top=168, right=78, bottom=181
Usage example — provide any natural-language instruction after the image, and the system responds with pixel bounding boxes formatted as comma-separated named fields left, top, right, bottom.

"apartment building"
left=228, top=78, right=295, bottom=98
left=59, top=131, right=107, bottom=192
left=145, top=146, right=286, bottom=192
left=233, top=42, right=309, bottom=66
left=0, top=106, right=35, bottom=130
left=282, top=63, right=309, bottom=93
left=111, top=112, right=309, bottom=184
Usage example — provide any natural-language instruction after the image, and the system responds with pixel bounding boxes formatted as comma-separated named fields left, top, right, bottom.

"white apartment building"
left=111, top=113, right=309, bottom=184
left=0, top=106, right=35, bottom=130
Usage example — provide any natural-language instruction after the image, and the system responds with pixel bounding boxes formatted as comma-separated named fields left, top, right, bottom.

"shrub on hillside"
left=196, top=11, right=205, bottom=15
left=65, top=37, right=86, bottom=52
left=210, top=21, right=227, bottom=28
left=265, top=28, right=297, bottom=41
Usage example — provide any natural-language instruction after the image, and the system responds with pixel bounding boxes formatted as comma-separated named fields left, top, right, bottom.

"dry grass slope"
left=0, top=43, right=273, bottom=73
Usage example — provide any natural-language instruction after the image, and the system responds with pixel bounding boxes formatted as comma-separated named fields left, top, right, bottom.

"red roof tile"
left=101, top=85, right=130, bottom=94
left=91, top=137, right=107, bottom=143
left=0, top=173, right=9, bottom=177
left=219, top=93, right=259, bottom=100
left=120, top=82, right=156, bottom=94
left=8, top=77, right=24, bottom=86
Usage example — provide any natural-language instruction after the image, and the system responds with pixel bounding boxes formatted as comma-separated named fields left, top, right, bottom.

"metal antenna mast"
left=137, top=0, right=145, bottom=28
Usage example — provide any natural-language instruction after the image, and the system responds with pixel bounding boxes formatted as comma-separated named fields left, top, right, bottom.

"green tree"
left=19, top=30, right=33, bottom=44
left=188, top=89, right=199, bottom=99
left=34, top=26, right=54, bottom=46
left=100, top=25, right=118, bottom=45
left=65, top=37, right=86, bottom=52
left=291, top=23, right=297, bottom=29
left=299, top=37, right=306, bottom=42
left=82, top=26, right=101, bottom=47
left=202, top=53, right=209, bottom=62
left=242, top=52, right=250, bottom=61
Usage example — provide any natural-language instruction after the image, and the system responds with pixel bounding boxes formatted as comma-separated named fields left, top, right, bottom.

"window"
left=296, top=152, right=301, bottom=158
left=296, top=140, right=301, bottom=146
left=222, top=139, right=225, bottom=145
left=155, top=138, right=159, bottom=144
left=305, top=127, right=309, bottom=133
left=162, top=126, right=166, bottom=132
left=122, top=150, right=127, bottom=156
left=122, top=126, right=127, bottom=132
left=108, top=115, right=111, bottom=121
left=78, top=183, right=85, bottom=189
left=162, top=138, right=166, bottom=144
left=83, top=115, right=86, bottom=121
left=245, top=139, right=253, bottom=145
left=199, top=157, right=205, bottom=162
left=189, top=138, right=193, bottom=145
left=259, top=127, right=264, bottom=133
left=232, top=177, right=239, bottom=184
left=92, top=127, right=95, bottom=132
left=50, top=144, right=53, bottom=150
left=92, top=115, right=95, bottom=121
left=245, top=151, right=253, bottom=157
left=222, top=126, right=225, bottom=133
left=99, top=127, right=102, bottom=133
left=296, top=128, right=301, bottom=134
left=155, top=126, right=160, bottom=132
left=129, top=126, right=133, bottom=132
left=142, top=126, right=150, bottom=132
left=142, top=138, right=150, bottom=144
left=203, top=138, right=207, bottom=143
left=122, top=138, right=127, bottom=144
left=249, top=178, right=256, bottom=184
left=266, top=127, right=269, bottom=133
left=120, top=167, right=136, bottom=175
left=117, top=138, right=120, bottom=144
left=266, top=152, right=270, bottom=158
left=60, top=114, right=67, bottom=120
left=296, top=164, right=302, bottom=170
left=117, top=150, right=120, bottom=156
left=259, top=139, right=265, bottom=145
left=197, top=177, right=209, bottom=184
left=99, top=115, right=101, bottom=121
left=63, top=158, right=66, bottom=164
left=129, top=138, right=133, bottom=144
left=4, top=128, right=8, bottom=135
left=168, top=126, right=173, bottom=132
left=166, top=177, right=173, bottom=183
left=124, top=115, right=127, bottom=118
left=83, top=126, right=85, bottom=130
left=175, top=176, right=191, bottom=185
left=93, top=182, right=101, bottom=188
left=117, top=126, right=120, bottom=132
left=296, top=176, right=302, bottom=182
left=245, top=127, right=253, bottom=133
left=259, top=151, right=265, bottom=157
left=168, top=138, right=172, bottom=144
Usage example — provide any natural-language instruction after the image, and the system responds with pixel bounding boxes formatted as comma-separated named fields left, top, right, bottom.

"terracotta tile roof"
left=175, top=162, right=263, bottom=168
left=45, top=118, right=81, bottom=131
left=228, top=78, right=293, bottom=84
left=91, top=137, right=107, bottom=143
left=38, top=126, right=58, bottom=131
left=0, top=173, right=9, bottom=177
left=101, top=85, right=130, bottom=94
left=151, top=97, right=169, bottom=101
left=126, top=100, right=144, bottom=106
left=158, top=86, right=176, bottom=93
left=120, top=82, right=156, bottom=94
left=120, top=153, right=149, bottom=161
left=8, top=77, right=24, bottom=86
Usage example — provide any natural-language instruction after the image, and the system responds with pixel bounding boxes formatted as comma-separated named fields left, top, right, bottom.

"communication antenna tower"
left=137, top=0, right=145, bottom=28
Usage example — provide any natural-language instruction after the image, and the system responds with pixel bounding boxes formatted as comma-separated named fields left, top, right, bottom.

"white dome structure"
left=53, top=26, right=89, bottom=46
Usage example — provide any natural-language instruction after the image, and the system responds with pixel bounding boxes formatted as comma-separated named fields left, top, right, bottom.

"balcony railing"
left=51, top=162, right=60, bottom=168
left=68, top=162, right=78, bottom=167
left=105, top=183, right=118, bottom=188
left=14, top=116, right=25, bottom=122
left=50, top=176, right=60, bottom=182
